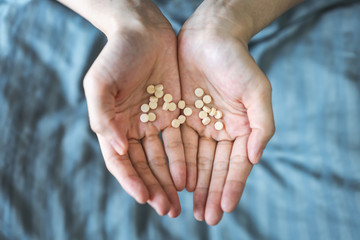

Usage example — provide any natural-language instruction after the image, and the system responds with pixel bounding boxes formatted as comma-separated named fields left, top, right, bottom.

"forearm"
left=57, top=0, right=163, bottom=36
left=192, top=0, right=304, bottom=43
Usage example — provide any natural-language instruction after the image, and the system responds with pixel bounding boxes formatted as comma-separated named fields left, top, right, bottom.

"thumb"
left=244, top=80, right=275, bottom=164
left=83, top=46, right=128, bottom=155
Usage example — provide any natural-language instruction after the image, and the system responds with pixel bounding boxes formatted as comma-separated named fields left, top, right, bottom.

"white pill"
left=195, top=100, right=204, bottom=109
left=168, top=102, right=177, bottom=111
left=163, top=93, right=173, bottom=103
left=203, top=95, right=212, bottom=104
left=184, top=107, right=193, bottom=116
left=155, top=84, right=164, bottom=91
left=162, top=102, right=169, bottom=111
left=194, top=88, right=204, bottom=97
left=148, top=112, right=156, bottom=122
left=202, top=117, right=211, bottom=126
left=202, top=106, right=211, bottom=113
left=178, top=100, right=186, bottom=110
left=178, top=115, right=186, bottom=124
left=149, top=102, right=158, bottom=110
left=146, top=85, right=155, bottom=94
left=171, top=119, right=181, bottom=128
left=155, top=90, right=164, bottom=98
left=141, top=104, right=150, bottom=113
left=214, top=121, right=224, bottom=130
left=214, top=110, right=223, bottom=119
left=209, top=107, right=216, bottom=117
left=149, top=96, right=158, bottom=102
left=198, top=111, right=208, bottom=119
left=140, top=114, right=149, bottom=123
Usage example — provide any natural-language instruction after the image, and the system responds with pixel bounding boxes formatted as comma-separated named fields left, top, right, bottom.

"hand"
left=178, top=1, right=275, bottom=225
left=81, top=1, right=186, bottom=217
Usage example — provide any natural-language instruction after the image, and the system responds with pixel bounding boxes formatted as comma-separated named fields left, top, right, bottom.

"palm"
left=179, top=51, right=251, bottom=141
left=84, top=17, right=185, bottom=218
left=109, top=32, right=181, bottom=141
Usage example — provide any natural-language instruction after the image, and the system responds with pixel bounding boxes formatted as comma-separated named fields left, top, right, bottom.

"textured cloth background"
left=1, top=0, right=360, bottom=239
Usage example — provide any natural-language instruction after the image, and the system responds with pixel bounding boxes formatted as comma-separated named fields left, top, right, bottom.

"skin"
left=178, top=0, right=303, bottom=225
left=59, top=0, right=186, bottom=218
left=58, top=0, right=303, bottom=224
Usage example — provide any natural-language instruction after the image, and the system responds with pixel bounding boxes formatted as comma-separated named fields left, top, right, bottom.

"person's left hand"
left=177, top=2, right=275, bottom=225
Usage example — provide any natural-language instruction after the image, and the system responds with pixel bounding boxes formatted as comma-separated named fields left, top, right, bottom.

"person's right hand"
left=79, top=1, right=186, bottom=217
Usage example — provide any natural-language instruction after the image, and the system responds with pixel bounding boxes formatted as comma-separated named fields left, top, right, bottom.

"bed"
left=1, top=0, right=359, bottom=239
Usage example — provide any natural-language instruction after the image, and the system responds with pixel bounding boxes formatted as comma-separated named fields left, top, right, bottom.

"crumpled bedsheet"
left=1, top=0, right=360, bottom=239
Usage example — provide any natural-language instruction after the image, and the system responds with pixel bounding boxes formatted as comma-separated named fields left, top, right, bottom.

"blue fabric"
left=1, top=0, right=359, bottom=239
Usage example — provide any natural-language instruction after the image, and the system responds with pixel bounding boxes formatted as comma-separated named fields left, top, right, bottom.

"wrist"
left=58, top=0, right=170, bottom=38
left=181, top=0, right=254, bottom=44
left=182, top=0, right=303, bottom=44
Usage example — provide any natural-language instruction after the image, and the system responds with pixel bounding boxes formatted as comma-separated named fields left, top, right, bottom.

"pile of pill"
left=140, top=85, right=224, bottom=131
left=194, top=88, right=224, bottom=130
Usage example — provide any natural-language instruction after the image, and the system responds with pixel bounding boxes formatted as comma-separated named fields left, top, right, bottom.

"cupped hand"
left=83, top=3, right=185, bottom=218
left=178, top=8, right=275, bottom=225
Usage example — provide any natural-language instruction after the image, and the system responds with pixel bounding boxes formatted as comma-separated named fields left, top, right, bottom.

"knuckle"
left=165, top=139, right=183, bottom=150
left=89, top=118, right=106, bottom=134
left=104, top=155, right=126, bottom=174
left=227, top=179, right=246, bottom=189
left=89, top=116, right=112, bottom=135
left=183, top=142, right=197, bottom=152
left=148, top=156, right=167, bottom=168
left=213, top=161, right=229, bottom=173
left=270, top=124, right=276, bottom=137
left=132, top=161, right=148, bottom=171
left=229, top=155, right=249, bottom=169
left=197, top=156, right=212, bottom=171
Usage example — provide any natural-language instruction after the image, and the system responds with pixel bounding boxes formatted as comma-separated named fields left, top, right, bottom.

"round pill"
left=149, top=102, right=158, bottom=110
left=184, top=107, right=193, bottom=116
left=209, top=107, right=216, bottom=117
left=203, top=95, right=212, bottom=104
left=195, top=100, right=204, bottom=109
left=140, top=114, right=149, bottom=123
left=178, top=100, right=186, bottom=110
left=194, top=88, right=204, bottom=97
left=155, top=84, right=164, bottom=91
left=163, top=93, right=173, bottom=103
left=202, top=106, right=211, bottom=113
left=178, top=115, right=186, bottom=124
left=155, top=90, right=164, bottom=98
left=199, top=111, right=208, bottom=119
left=171, top=119, right=181, bottom=128
left=214, top=110, right=223, bottom=119
left=141, top=104, right=150, bottom=113
left=146, top=85, right=155, bottom=94
left=148, top=112, right=156, bottom=122
left=149, top=96, right=158, bottom=102
left=162, top=102, right=169, bottom=111
left=214, top=121, right=224, bottom=130
left=202, top=117, right=211, bottom=126
left=168, top=102, right=177, bottom=111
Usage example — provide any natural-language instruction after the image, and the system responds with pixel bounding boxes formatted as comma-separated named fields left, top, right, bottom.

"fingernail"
left=250, top=147, right=263, bottom=164
left=111, top=140, right=126, bottom=155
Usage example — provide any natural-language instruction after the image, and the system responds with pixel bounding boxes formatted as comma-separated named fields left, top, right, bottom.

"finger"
left=128, top=140, right=171, bottom=216
left=181, top=124, right=199, bottom=192
left=221, top=135, right=253, bottom=212
left=245, top=80, right=275, bottom=164
left=83, top=43, right=128, bottom=155
left=193, top=137, right=216, bottom=221
left=205, top=140, right=232, bottom=226
left=142, top=133, right=181, bottom=218
left=97, top=135, right=149, bottom=204
left=162, top=127, right=186, bottom=191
